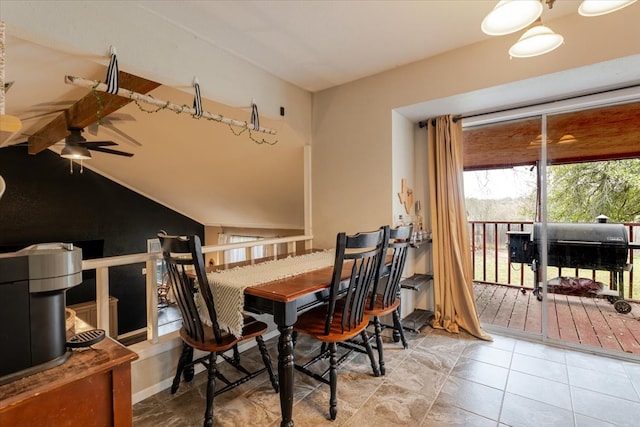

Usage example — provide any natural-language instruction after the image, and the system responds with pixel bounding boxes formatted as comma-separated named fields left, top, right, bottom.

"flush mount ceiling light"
left=578, top=0, right=637, bottom=16
left=508, top=19, right=564, bottom=58
left=481, top=0, right=544, bottom=36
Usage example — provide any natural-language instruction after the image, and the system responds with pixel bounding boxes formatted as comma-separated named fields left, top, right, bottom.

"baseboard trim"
left=131, top=328, right=280, bottom=404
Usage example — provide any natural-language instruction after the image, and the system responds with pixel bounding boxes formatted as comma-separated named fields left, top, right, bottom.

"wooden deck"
left=474, top=282, right=640, bottom=355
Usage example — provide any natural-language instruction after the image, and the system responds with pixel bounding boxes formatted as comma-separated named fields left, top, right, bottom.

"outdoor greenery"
left=547, top=159, right=640, bottom=223
left=465, top=159, right=640, bottom=301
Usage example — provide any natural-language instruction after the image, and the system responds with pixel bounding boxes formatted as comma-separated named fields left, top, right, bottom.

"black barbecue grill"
left=508, top=222, right=634, bottom=313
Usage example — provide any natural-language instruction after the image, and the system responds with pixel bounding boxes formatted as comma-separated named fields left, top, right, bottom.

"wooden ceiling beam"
left=28, top=71, right=161, bottom=154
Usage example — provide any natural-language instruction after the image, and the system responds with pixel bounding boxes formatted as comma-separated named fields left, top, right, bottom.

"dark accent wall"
left=0, top=146, right=203, bottom=335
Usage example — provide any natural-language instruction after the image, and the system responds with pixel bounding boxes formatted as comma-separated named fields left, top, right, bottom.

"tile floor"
left=133, top=326, right=640, bottom=426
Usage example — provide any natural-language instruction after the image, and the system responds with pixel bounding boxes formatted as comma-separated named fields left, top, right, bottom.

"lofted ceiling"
left=1, top=1, right=639, bottom=228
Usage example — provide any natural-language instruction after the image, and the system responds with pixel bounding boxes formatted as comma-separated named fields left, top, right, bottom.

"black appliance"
left=507, top=222, right=633, bottom=313
left=0, top=243, right=82, bottom=385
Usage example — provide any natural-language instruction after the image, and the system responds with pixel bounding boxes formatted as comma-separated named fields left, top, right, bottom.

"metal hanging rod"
left=64, top=75, right=278, bottom=135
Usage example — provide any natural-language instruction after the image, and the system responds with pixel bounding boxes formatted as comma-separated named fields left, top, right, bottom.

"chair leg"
left=256, top=335, right=279, bottom=393
left=320, top=342, right=328, bottom=357
left=183, top=345, right=195, bottom=382
left=372, top=316, right=385, bottom=376
left=232, top=344, right=240, bottom=364
left=328, top=342, right=338, bottom=421
left=171, top=342, right=191, bottom=394
left=360, top=329, right=380, bottom=377
left=392, top=308, right=409, bottom=349
left=203, top=352, right=217, bottom=427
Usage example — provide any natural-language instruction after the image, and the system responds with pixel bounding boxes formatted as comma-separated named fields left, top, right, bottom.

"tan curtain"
left=427, top=115, right=491, bottom=341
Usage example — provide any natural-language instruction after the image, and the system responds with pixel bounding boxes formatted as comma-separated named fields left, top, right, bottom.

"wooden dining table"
left=203, top=250, right=349, bottom=427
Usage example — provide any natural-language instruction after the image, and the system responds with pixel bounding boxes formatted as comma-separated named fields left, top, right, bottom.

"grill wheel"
left=613, top=300, right=632, bottom=314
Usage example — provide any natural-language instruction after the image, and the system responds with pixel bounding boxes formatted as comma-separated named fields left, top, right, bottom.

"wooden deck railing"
left=81, top=235, right=313, bottom=343
left=469, top=221, right=639, bottom=300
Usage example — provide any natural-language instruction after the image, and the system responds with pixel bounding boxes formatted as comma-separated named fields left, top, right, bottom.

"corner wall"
left=311, top=8, right=640, bottom=250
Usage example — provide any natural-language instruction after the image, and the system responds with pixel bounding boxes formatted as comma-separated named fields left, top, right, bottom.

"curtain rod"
left=418, top=116, right=460, bottom=128
left=417, top=84, right=640, bottom=130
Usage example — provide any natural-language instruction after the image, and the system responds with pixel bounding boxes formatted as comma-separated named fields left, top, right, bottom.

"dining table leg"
left=274, top=301, right=298, bottom=427
left=277, top=324, right=295, bottom=427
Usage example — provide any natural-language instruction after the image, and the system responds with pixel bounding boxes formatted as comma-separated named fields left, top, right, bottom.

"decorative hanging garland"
left=71, top=46, right=278, bottom=145
left=68, top=75, right=278, bottom=145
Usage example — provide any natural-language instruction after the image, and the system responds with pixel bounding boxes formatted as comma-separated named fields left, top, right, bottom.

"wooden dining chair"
left=366, top=224, right=413, bottom=375
left=157, top=232, right=279, bottom=427
left=293, top=227, right=386, bottom=421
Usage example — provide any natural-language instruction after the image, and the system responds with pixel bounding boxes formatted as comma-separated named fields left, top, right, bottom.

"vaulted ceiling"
left=2, top=1, right=639, bottom=228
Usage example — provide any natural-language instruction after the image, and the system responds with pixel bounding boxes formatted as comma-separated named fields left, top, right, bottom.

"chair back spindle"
left=159, top=233, right=223, bottom=344
left=369, top=225, right=412, bottom=311
left=325, top=227, right=387, bottom=336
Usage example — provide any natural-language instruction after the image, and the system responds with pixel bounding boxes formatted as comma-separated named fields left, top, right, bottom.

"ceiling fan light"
left=578, top=0, right=637, bottom=16
left=508, top=24, right=564, bottom=58
left=60, top=144, right=92, bottom=160
left=481, top=0, right=544, bottom=36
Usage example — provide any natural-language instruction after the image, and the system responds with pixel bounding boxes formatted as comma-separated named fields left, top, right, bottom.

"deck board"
left=508, top=288, right=528, bottom=331
left=524, top=290, right=541, bottom=334
left=480, top=285, right=507, bottom=325
left=474, top=282, right=640, bottom=355
left=569, top=297, right=600, bottom=348
left=584, top=297, right=622, bottom=351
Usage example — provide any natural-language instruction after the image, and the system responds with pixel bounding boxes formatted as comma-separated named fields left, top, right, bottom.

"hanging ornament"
left=105, top=46, right=119, bottom=95
left=193, top=77, right=203, bottom=118
left=250, top=100, right=260, bottom=131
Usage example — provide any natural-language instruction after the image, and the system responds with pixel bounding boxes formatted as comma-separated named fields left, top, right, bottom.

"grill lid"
left=533, top=222, right=628, bottom=246
left=533, top=222, right=629, bottom=270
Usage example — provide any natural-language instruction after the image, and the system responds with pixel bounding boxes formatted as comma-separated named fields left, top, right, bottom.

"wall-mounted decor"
left=397, top=178, right=414, bottom=215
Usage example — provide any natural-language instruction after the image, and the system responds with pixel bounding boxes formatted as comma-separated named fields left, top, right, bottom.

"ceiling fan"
left=61, top=128, right=134, bottom=158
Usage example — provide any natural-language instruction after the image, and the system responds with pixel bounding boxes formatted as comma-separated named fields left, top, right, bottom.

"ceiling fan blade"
left=28, top=70, right=160, bottom=154
left=101, top=125, right=143, bottom=147
left=87, top=114, right=136, bottom=136
left=87, top=146, right=134, bottom=157
left=83, top=140, right=118, bottom=147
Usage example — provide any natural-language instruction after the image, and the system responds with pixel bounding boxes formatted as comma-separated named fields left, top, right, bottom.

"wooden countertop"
left=0, top=318, right=138, bottom=411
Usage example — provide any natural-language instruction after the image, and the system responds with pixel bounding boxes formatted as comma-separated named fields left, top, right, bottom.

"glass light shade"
left=60, top=144, right=91, bottom=160
left=481, top=0, right=544, bottom=35
left=508, top=24, right=564, bottom=58
left=578, top=0, right=637, bottom=16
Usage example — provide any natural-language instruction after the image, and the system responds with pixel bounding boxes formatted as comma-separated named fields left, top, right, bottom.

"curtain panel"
left=427, top=115, right=491, bottom=341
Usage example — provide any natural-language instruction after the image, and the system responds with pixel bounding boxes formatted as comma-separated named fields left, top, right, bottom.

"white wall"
left=2, top=1, right=311, bottom=134
left=311, top=8, right=640, bottom=249
left=2, top=1, right=313, bottom=229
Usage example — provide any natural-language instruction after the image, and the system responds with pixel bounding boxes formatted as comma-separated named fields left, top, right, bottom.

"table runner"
left=196, top=250, right=335, bottom=338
